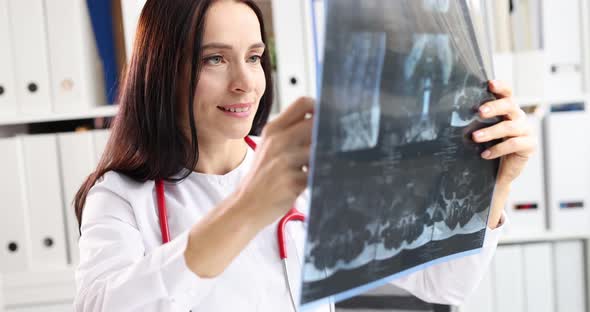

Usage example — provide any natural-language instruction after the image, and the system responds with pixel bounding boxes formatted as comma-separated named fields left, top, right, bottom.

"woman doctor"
left=73, top=0, right=535, bottom=311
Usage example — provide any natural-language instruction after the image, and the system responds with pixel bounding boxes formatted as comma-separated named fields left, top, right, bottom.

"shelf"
left=514, top=94, right=588, bottom=108
left=500, top=232, right=590, bottom=245
left=0, top=105, right=119, bottom=126
left=1, top=267, right=75, bottom=306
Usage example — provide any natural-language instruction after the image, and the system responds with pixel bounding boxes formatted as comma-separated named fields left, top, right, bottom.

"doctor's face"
left=192, top=0, right=267, bottom=141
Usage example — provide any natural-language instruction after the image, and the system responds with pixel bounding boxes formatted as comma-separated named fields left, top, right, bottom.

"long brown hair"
left=74, top=0, right=273, bottom=226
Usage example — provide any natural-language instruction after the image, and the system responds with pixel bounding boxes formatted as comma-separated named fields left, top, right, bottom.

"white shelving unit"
left=515, top=94, right=588, bottom=109
left=1, top=269, right=76, bottom=309
left=500, top=232, right=590, bottom=245
left=0, top=105, right=114, bottom=312
left=0, top=105, right=118, bottom=127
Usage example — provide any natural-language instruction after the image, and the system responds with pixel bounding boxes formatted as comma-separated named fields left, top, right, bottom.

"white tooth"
left=222, top=106, right=250, bottom=113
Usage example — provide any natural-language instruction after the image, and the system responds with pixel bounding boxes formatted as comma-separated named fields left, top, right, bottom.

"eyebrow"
left=201, top=42, right=266, bottom=51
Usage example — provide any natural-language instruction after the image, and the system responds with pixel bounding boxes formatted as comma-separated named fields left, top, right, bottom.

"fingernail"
left=481, top=150, right=491, bottom=159
left=480, top=106, right=490, bottom=114
left=474, top=131, right=485, bottom=139
left=490, top=80, right=498, bottom=88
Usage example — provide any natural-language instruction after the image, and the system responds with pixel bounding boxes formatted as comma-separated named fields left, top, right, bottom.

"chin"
left=221, top=123, right=254, bottom=139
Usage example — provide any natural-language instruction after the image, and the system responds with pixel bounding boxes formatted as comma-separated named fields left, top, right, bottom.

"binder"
left=21, top=134, right=68, bottom=270
left=111, top=0, right=128, bottom=77
left=491, top=0, right=512, bottom=53
left=465, top=0, right=494, bottom=77
left=0, top=138, right=29, bottom=273
left=553, top=240, right=586, bottom=312
left=272, top=0, right=315, bottom=111
left=541, top=0, right=583, bottom=98
left=456, top=261, right=494, bottom=312
left=56, top=129, right=110, bottom=264
left=7, top=0, right=53, bottom=113
left=57, top=131, right=96, bottom=265
left=0, top=0, right=17, bottom=116
left=492, top=53, right=514, bottom=92
left=513, top=50, right=546, bottom=99
left=511, top=0, right=542, bottom=52
left=504, top=115, right=547, bottom=238
left=85, top=0, right=120, bottom=104
left=522, top=243, right=554, bottom=312
left=44, top=0, right=106, bottom=112
left=120, top=0, right=147, bottom=62
left=493, top=245, right=525, bottom=312
left=92, top=129, right=110, bottom=163
left=545, top=107, right=590, bottom=234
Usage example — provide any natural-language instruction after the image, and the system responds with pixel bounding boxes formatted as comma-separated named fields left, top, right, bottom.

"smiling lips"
left=217, top=103, right=253, bottom=118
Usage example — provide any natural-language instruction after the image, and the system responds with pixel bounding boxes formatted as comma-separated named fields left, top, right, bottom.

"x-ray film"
left=301, top=0, right=501, bottom=309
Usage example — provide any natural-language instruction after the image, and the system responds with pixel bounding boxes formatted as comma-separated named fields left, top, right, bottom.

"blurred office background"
left=0, top=0, right=588, bottom=311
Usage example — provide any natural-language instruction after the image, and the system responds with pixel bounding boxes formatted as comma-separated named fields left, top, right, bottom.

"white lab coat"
left=75, top=139, right=506, bottom=312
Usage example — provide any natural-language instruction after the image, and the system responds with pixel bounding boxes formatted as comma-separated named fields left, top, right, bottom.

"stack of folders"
left=0, top=0, right=127, bottom=117
left=503, top=110, right=547, bottom=239
left=504, top=102, right=590, bottom=238
left=456, top=241, right=586, bottom=312
left=0, top=129, right=110, bottom=274
left=486, top=0, right=583, bottom=100
left=544, top=103, right=590, bottom=234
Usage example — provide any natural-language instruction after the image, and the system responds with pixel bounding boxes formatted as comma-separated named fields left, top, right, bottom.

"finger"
left=279, top=117, right=314, bottom=147
left=472, top=120, right=531, bottom=143
left=285, top=145, right=311, bottom=169
left=481, top=136, right=536, bottom=160
left=488, top=80, right=513, bottom=98
left=263, top=97, right=314, bottom=135
left=283, top=148, right=311, bottom=192
left=292, top=170, right=309, bottom=193
left=479, top=97, right=525, bottom=121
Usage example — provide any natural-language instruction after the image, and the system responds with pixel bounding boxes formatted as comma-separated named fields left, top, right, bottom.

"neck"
left=194, top=136, right=248, bottom=175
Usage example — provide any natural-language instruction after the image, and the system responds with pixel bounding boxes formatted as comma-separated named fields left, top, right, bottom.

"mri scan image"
left=301, top=0, right=500, bottom=307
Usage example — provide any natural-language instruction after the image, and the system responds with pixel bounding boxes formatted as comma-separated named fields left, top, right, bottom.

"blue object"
left=86, top=0, right=119, bottom=104
left=550, top=102, right=585, bottom=113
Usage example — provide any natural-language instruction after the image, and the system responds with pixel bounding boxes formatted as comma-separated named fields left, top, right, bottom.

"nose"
left=229, top=61, right=255, bottom=94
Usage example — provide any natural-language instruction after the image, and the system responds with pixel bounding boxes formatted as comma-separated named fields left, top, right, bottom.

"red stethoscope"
left=155, top=136, right=305, bottom=311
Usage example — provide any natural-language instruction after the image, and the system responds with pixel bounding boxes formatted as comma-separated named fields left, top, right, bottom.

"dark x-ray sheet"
left=301, top=0, right=500, bottom=309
